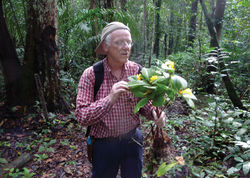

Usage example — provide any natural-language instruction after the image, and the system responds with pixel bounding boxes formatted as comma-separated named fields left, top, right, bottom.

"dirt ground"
left=0, top=100, right=190, bottom=178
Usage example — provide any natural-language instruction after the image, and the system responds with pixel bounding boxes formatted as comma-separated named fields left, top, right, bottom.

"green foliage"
left=0, top=0, right=249, bottom=177
left=160, top=92, right=249, bottom=177
left=128, top=60, right=196, bottom=113
left=224, top=140, right=250, bottom=176
left=4, top=167, right=35, bottom=178
left=157, top=162, right=178, bottom=177
left=38, top=139, right=56, bottom=153
left=34, top=153, right=48, bottom=162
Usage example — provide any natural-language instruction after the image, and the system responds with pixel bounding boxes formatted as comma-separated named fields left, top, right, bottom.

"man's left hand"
left=152, top=110, right=166, bottom=128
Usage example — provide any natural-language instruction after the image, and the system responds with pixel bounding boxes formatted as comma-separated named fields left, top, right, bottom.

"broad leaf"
left=152, top=96, right=165, bottom=106
left=184, top=98, right=195, bottom=108
left=128, top=80, right=147, bottom=89
left=243, top=162, right=250, bottom=175
left=0, top=158, right=8, bottom=164
left=171, top=75, right=187, bottom=90
left=234, top=156, right=244, bottom=163
left=134, top=98, right=149, bottom=114
left=227, top=167, right=240, bottom=175
left=132, top=90, right=145, bottom=98
left=152, top=76, right=169, bottom=85
left=157, top=162, right=178, bottom=177
left=141, top=68, right=155, bottom=82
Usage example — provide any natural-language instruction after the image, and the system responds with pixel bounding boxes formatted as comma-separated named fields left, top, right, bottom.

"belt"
left=94, top=128, right=137, bottom=141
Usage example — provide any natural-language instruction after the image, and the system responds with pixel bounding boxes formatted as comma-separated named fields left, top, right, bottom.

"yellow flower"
left=144, top=90, right=152, bottom=95
left=179, top=88, right=192, bottom=95
left=150, top=75, right=158, bottom=84
left=175, top=156, right=185, bottom=165
left=164, top=61, right=175, bottom=70
left=137, top=74, right=142, bottom=80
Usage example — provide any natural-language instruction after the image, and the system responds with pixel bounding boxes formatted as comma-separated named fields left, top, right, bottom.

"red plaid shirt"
left=75, top=58, right=154, bottom=138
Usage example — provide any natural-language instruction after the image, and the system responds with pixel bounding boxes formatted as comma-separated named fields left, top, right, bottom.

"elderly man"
left=75, top=22, right=165, bottom=178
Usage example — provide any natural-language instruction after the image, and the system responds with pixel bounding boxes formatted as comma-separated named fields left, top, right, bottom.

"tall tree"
left=214, top=0, right=226, bottom=42
left=200, top=0, right=245, bottom=110
left=153, top=0, right=162, bottom=58
left=168, top=7, right=174, bottom=55
left=103, top=0, right=114, bottom=8
left=1, top=0, right=69, bottom=112
left=21, top=0, right=69, bottom=112
left=0, top=0, right=21, bottom=106
left=188, top=0, right=198, bottom=47
left=148, top=0, right=156, bottom=67
left=120, top=0, right=127, bottom=11
left=142, top=0, right=148, bottom=66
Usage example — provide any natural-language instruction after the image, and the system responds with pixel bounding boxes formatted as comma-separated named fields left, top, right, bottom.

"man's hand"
left=152, top=109, right=166, bottom=128
left=108, top=81, right=129, bottom=105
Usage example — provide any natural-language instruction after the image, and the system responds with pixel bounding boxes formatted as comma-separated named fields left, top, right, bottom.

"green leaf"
left=152, top=76, right=169, bottom=85
left=227, top=167, right=240, bottom=175
left=224, top=154, right=233, bottom=161
left=134, top=98, right=149, bottom=114
left=152, top=96, right=165, bottom=106
left=128, top=80, right=147, bottom=89
left=157, top=162, right=178, bottom=177
left=184, top=98, right=195, bottom=108
left=171, top=75, right=187, bottom=90
left=132, top=90, right=145, bottom=98
left=155, top=83, right=170, bottom=94
left=141, top=68, right=155, bottom=82
left=0, top=158, right=8, bottom=164
left=144, top=85, right=157, bottom=90
left=243, top=162, right=250, bottom=175
left=38, top=145, right=46, bottom=152
left=47, top=147, right=55, bottom=152
left=48, top=139, right=56, bottom=146
left=234, top=156, right=244, bottom=163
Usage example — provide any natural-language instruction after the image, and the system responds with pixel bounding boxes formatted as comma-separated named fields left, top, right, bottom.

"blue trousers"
left=92, top=128, right=143, bottom=178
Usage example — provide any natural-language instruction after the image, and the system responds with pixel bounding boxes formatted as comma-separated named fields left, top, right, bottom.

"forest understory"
left=0, top=97, right=248, bottom=178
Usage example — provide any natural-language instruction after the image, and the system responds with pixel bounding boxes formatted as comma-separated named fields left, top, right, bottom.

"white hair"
left=104, top=33, right=112, bottom=46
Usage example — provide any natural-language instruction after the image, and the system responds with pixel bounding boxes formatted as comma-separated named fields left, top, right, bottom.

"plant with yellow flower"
left=128, top=59, right=197, bottom=175
left=128, top=59, right=197, bottom=114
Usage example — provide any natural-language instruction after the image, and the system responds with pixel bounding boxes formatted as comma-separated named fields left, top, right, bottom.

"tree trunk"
left=0, top=0, right=21, bottom=106
left=188, top=0, right=198, bottom=47
left=21, top=0, right=69, bottom=112
left=214, top=0, right=226, bottom=42
left=200, top=0, right=219, bottom=47
left=153, top=0, right=162, bottom=58
left=174, top=15, right=182, bottom=53
left=164, top=33, right=168, bottom=58
left=90, top=0, right=98, bottom=61
left=200, top=0, right=245, bottom=110
left=217, top=50, right=246, bottom=110
left=142, top=0, right=147, bottom=66
left=104, top=0, right=114, bottom=8
left=148, top=0, right=156, bottom=68
left=168, top=8, right=174, bottom=55
left=120, top=0, right=127, bottom=11
left=90, top=0, right=96, bottom=9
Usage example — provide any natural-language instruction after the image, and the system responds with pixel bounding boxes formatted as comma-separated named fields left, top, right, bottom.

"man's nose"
left=122, top=42, right=130, bottom=49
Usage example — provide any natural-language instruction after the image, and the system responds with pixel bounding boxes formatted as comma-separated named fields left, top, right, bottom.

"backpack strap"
left=85, top=62, right=142, bottom=137
left=93, top=60, right=104, bottom=99
left=85, top=60, right=104, bottom=137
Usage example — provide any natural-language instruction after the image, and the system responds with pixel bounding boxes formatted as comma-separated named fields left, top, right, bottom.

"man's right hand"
left=108, top=81, right=129, bottom=105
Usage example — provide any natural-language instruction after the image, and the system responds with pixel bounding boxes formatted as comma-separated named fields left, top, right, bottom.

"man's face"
left=105, top=29, right=132, bottom=65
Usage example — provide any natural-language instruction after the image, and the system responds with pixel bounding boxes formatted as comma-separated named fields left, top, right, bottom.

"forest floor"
left=0, top=99, right=246, bottom=177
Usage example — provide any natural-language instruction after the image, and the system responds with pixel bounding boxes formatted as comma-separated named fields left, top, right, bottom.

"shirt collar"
left=103, top=57, right=129, bottom=74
